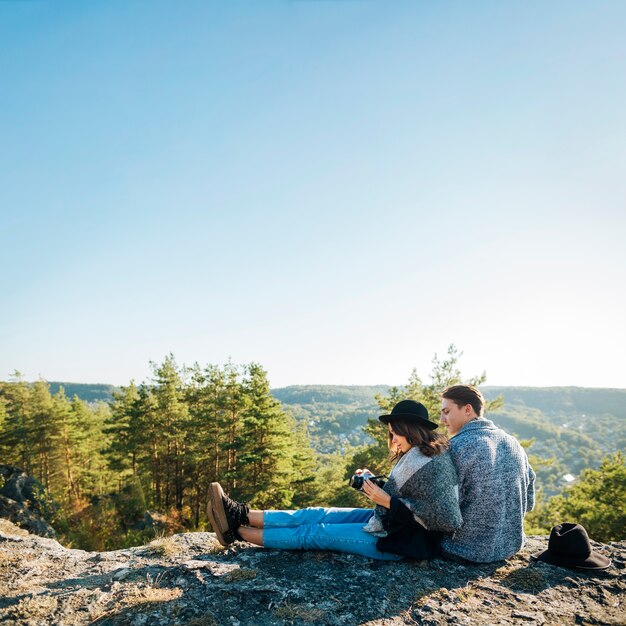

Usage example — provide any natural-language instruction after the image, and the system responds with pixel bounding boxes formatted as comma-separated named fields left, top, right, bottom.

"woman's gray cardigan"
left=375, top=450, right=463, bottom=559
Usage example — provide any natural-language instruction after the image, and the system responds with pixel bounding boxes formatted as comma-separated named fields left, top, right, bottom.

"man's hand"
left=361, top=478, right=391, bottom=509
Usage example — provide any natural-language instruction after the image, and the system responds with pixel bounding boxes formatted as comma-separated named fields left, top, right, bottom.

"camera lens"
left=349, top=475, right=364, bottom=490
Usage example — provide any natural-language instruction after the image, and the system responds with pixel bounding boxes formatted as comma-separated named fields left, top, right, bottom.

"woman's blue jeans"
left=262, top=507, right=403, bottom=561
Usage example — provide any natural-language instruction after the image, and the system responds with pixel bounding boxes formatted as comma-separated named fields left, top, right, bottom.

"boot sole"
left=208, top=482, right=231, bottom=546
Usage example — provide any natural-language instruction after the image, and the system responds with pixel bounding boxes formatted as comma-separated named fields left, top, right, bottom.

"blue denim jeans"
left=262, top=507, right=403, bottom=561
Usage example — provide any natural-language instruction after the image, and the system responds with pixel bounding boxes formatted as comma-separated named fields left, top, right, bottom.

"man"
left=440, top=384, right=535, bottom=563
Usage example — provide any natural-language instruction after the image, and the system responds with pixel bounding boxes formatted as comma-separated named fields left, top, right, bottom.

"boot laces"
left=224, top=495, right=249, bottom=528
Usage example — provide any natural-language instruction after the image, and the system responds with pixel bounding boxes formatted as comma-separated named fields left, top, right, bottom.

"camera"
left=348, top=471, right=386, bottom=491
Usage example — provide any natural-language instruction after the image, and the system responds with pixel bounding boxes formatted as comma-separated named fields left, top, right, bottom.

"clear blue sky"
left=1, top=0, right=625, bottom=389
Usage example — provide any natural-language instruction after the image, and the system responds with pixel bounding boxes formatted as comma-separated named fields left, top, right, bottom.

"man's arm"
left=526, top=463, right=536, bottom=512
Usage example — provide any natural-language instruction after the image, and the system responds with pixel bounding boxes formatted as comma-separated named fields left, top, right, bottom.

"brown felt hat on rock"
left=531, top=523, right=611, bottom=570
left=379, top=400, right=439, bottom=431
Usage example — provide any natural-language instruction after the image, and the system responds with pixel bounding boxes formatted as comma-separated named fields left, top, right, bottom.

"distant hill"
left=36, top=382, right=626, bottom=418
left=272, top=384, right=391, bottom=405
left=481, top=386, right=626, bottom=419
left=46, top=382, right=120, bottom=403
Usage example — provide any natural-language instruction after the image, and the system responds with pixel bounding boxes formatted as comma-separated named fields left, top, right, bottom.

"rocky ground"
left=0, top=519, right=624, bottom=626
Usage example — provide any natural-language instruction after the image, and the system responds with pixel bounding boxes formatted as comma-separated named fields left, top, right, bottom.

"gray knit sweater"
left=441, top=418, right=536, bottom=563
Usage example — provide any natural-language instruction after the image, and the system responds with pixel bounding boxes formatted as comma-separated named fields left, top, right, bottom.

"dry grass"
left=145, top=537, right=180, bottom=558
left=136, top=586, right=182, bottom=603
left=0, top=550, right=23, bottom=568
left=15, top=593, right=59, bottom=618
left=498, top=566, right=546, bottom=593
left=273, top=601, right=326, bottom=622
left=91, top=587, right=183, bottom=624
left=412, top=585, right=444, bottom=607
left=0, top=519, right=30, bottom=537
left=223, top=568, right=257, bottom=582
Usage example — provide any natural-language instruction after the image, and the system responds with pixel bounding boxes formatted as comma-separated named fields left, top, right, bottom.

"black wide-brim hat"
left=379, top=399, right=439, bottom=431
left=531, top=523, right=611, bottom=570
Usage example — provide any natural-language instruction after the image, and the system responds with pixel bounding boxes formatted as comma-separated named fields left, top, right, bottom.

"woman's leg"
left=247, top=507, right=373, bottom=530
left=238, top=525, right=263, bottom=545
left=240, top=508, right=373, bottom=548
left=240, top=518, right=402, bottom=560
left=247, top=510, right=264, bottom=528
left=263, top=522, right=402, bottom=561
left=209, top=480, right=377, bottom=552
left=263, top=507, right=374, bottom=529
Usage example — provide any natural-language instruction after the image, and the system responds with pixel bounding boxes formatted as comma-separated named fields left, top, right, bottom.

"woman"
left=207, top=400, right=462, bottom=561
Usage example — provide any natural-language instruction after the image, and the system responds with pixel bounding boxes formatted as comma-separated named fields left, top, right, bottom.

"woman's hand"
left=361, top=478, right=391, bottom=509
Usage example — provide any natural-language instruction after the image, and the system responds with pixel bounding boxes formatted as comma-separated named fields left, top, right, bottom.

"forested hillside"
left=47, top=382, right=119, bottom=403
left=272, top=385, right=390, bottom=452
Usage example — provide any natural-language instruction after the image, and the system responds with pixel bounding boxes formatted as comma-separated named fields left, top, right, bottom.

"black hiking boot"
left=207, top=482, right=250, bottom=546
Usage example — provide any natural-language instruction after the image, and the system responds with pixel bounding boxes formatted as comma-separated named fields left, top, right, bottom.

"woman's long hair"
left=388, top=419, right=448, bottom=463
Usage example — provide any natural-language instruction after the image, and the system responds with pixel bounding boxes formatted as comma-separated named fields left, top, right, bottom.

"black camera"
left=348, top=471, right=386, bottom=491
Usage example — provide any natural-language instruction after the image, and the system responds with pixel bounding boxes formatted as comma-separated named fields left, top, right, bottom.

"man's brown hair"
left=441, top=384, right=485, bottom=417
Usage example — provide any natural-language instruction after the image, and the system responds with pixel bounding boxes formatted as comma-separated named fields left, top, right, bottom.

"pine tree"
left=53, top=387, right=79, bottom=505
left=0, top=372, right=34, bottom=471
left=222, top=362, right=246, bottom=494
left=151, top=355, right=191, bottom=511
left=288, top=420, right=323, bottom=508
left=105, top=382, right=141, bottom=479
left=185, top=363, right=229, bottom=526
left=71, top=397, right=112, bottom=499
left=28, top=380, right=62, bottom=492
left=132, top=383, right=160, bottom=507
left=235, top=363, right=295, bottom=508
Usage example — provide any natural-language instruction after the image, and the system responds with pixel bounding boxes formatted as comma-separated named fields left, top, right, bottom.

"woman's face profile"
left=388, top=424, right=412, bottom=454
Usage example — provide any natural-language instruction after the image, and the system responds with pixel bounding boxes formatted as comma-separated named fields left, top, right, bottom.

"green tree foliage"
left=0, top=372, right=33, bottom=472
left=540, top=453, right=626, bottom=542
left=2, top=358, right=318, bottom=548
left=150, top=354, right=190, bottom=510
left=236, top=363, right=296, bottom=508
left=0, top=376, right=115, bottom=524
left=100, top=357, right=319, bottom=537
left=105, top=381, right=141, bottom=478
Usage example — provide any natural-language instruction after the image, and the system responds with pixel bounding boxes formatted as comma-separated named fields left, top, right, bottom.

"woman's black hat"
left=379, top=400, right=439, bottom=431
left=531, top=523, right=611, bottom=570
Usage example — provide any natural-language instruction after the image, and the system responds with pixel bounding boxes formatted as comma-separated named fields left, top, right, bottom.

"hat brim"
left=531, top=549, right=611, bottom=570
left=379, top=413, right=439, bottom=431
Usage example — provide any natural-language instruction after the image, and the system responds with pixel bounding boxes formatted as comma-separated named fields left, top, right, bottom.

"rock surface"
left=0, top=466, right=56, bottom=538
left=0, top=519, right=623, bottom=625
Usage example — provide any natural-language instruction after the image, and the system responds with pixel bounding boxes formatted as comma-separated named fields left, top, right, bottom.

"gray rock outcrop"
left=0, top=466, right=56, bottom=538
left=0, top=519, right=623, bottom=625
